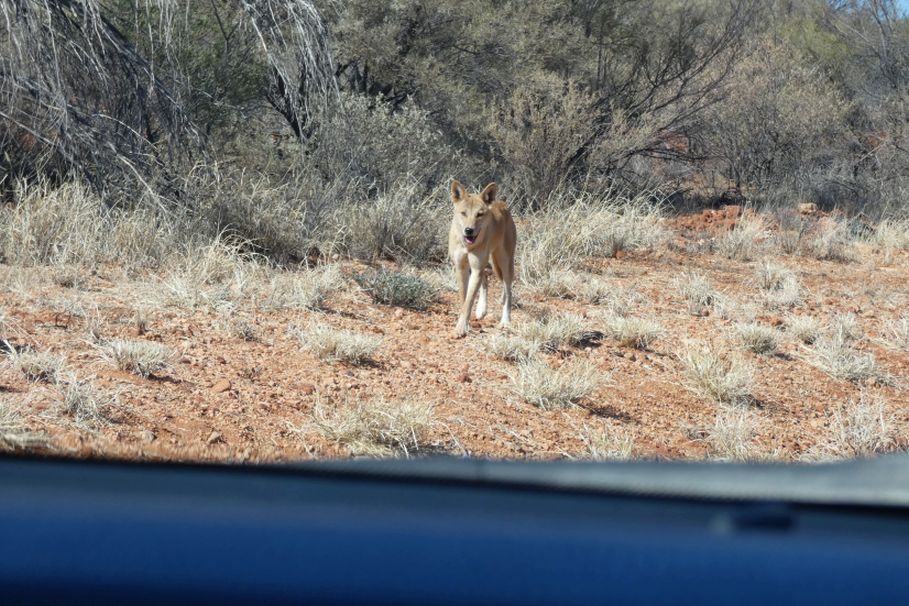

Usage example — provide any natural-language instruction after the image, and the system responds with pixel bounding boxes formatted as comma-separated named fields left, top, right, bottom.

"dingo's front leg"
left=475, top=269, right=488, bottom=320
left=455, top=253, right=487, bottom=337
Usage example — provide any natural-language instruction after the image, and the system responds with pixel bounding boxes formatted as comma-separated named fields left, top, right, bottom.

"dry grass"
left=533, top=270, right=613, bottom=303
left=676, top=272, right=720, bottom=317
left=823, top=393, right=898, bottom=458
left=9, top=350, right=65, bottom=384
left=830, top=312, right=862, bottom=344
left=510, top=357, right=603, bottom=409
left=802, top=218, right=855, bottom=262
left=520, top=191, right=666, bottom=286
left=732, top=322, right=780, bottom=355
left=754, top=261, right=801, bottom=308
left=159, top=238, right=255, bottom=309
left=295, top=324, right=380, bottom=365
left=515, top=313, right=601, bottom=352
left=881, top=316, right=909, bottom=353
left=679, top=342, right=754, bottom=405
left=310, top=398, right=435, bottom=457
left=603, top=313, right=665, bottom=350
left=805, top=335, right=879, bottom=384
left=0, top=402, right=43, bottom=451
left=58, top=377, right=114, bottom=428
left=487, top=333, right=540, bottom=362
left=102, top=339, right=174, bottom=377
left=870, top=218, right=909, bottom=261
left=577, top=423, right=635, bottom=460
left=715, top=214, right=768, bottom=261
left=261, top=265, right=344, bottom=311
left=700, top=407, right=759, bottom=461
left=785, top=314, right=822, bottom=344
left=354, top=269, right=438, bottom=310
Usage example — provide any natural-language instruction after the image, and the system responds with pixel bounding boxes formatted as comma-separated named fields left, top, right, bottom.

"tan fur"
left=448, top=180, right=517, bottom=337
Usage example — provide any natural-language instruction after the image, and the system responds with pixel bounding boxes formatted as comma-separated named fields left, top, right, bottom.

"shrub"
left=715, top=214, right=768, bottom=261
left=676, top=272, right=720, bottom=317
left=516, top=313, right=601, bottom=352
left=510, top=358, right=602, bottom=410
left=881, top=316, right=909, bottom=353
left=826, top=393, right=897, bottom=458
left=732, top=323, right=780, bottom=355
left=310, top=398, right=435, bottom=457
left=102, top=339, right=174, bottom=377
left=295, top=324, right=380, bottom=365
left=785, top=314, right=822, bottom=344
left=9, top=350, right=65, bottom=384
left=578, top=423, right=635, bottom=461
left=701, top=407, right=759, bottom=461
left=679, top=342, right=754, bottom=405
left=59, top=377, right=114, bottom=428
left=603, top=314, right=665, bottom=350
left=354, top=269, right=438, bottom=310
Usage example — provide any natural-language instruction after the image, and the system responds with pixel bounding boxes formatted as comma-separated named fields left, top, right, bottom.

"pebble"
left=211, top=379, right=231, bottom=393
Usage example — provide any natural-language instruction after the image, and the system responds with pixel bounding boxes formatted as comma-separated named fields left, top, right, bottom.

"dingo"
left=448, top=180, right=517, bottom=337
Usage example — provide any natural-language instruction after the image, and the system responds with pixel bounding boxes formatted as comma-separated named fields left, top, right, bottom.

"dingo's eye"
left=476, top=212, right=485, bottom=218
left=460, top=211, right=467, bottom=217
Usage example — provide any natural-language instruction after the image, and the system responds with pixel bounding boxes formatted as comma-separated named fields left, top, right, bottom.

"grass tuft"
left=310, top=398, right=435, bottom=457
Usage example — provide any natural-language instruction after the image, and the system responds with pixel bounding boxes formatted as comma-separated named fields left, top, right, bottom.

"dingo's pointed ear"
left=451, top=180, right=466, bottom=203
left=481, top=182, right=497, bottom=205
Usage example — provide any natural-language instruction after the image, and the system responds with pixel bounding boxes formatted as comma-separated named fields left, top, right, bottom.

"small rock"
left=207, top=431, right=224, bottom=446
left=458, top=364, right=471, bottom=383
left=217, top=355, right=227, bottom=364
left=140, top=430, right=156, bottom=443
left=300, top=383, right=316, bottom=396
left=394, top=308, right=405, bottom=318
left=211, top=379, right=231, bottom=393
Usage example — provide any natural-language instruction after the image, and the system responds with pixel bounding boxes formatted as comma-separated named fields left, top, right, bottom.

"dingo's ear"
left=451, top=180, right=466, bottom=203
left=481, top=182, right=497, bottom=205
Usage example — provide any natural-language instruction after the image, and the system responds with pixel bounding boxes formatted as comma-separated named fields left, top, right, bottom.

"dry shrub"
left=578, top=423, right=635, bottom=461
left=487, top=333, right=540, bottom=362
left=520, top=191, right=666, bottom=287
left=354, top=269, right=439, bottom=310
left=516, top=313, right=600, bottom=352
left=332, top=181, right=447, bottom=263
left=0, top=180, right=183, bottom=269
left=261, top=265, right=344, bottom=311
left=59, top=377, right=115, bottom=428
left=881, top=316, right=909, bottom=353
left=785, top=314, right=822, bottom=345
left=715, top=214, right=769, bottom=261
left=0, top=402, right=43, bottom=451
left=9, top=350, right=65, bottom=384
left=510, top=357, right=602, bottom=410
left=870, top=218, right=909, bottom=255
left=824, top=393, right=898, bottom=459
left=802, top=218, right=856, bottom=262
left=700, top=407, right=759, bottom=461
left=310, top=398, right=435, bottom=457
left=676, top=272, right=721, bottom=317
left=160, top=237, right=257, bottom=309
left=732, top=323, right=780, bottom=355
left=679, top=342, right=754, bottom=405
left=603, top=314, right=665, bottom=350
left=806, top=337, right=879, bottom=384
left=533, top=270, right=613, bottom=303
left=295, top=324, right=380, bottom=365
left=102, top=339, right=174, bottom=377
left=754, top=261, right=801, bottom=309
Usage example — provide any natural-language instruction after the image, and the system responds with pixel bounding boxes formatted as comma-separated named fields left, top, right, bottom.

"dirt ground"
left=1, top=211, right=907, bottom=463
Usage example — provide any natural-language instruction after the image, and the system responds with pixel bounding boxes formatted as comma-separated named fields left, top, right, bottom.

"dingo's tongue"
left=464, top=235, right=477, bottom=244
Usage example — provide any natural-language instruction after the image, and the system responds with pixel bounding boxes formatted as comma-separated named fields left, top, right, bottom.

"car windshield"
left=1, top=0, right=906, bottom=479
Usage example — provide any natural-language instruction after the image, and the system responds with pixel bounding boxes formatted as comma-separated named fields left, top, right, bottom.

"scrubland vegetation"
left=1, top=0, right=908, bottom=462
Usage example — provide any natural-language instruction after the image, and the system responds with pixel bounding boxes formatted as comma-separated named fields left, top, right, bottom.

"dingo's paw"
left=454, top=320, right=470, bottom=338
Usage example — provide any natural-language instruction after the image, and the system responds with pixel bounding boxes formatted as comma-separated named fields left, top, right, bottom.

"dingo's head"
left=451, top=180, right=497, bottom=246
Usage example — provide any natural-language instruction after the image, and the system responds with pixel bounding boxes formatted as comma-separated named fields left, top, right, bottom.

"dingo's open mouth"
left=464, top=234, right=478, bottom=244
